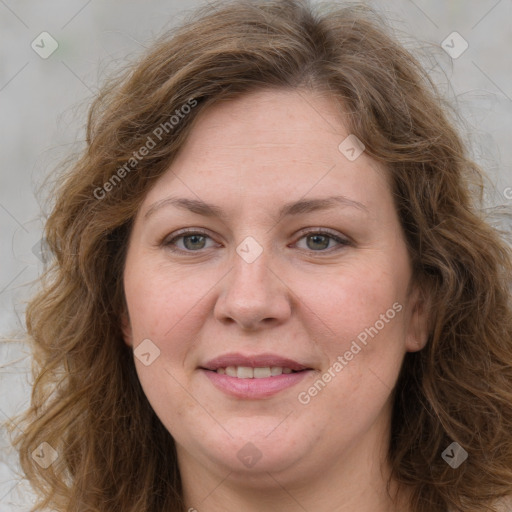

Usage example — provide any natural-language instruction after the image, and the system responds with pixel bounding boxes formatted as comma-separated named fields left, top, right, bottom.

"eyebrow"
left=144, top=194, right=368, bottom=221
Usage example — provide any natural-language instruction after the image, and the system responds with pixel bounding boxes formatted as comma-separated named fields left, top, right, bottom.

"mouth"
left=199, top=353, right=314, bottom=399
left=209, top=366, right=302, bottom=378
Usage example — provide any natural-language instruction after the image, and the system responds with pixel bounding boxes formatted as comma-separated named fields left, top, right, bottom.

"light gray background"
left=1, top=0, right=511, bottom=509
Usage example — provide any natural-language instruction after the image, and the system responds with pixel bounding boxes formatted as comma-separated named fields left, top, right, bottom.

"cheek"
left=123, top=262, right=208, bottom=432
left=292, top=261, right=410, bottom=411
left=296, top=269, right=407, bottom=429
left=134, top=361, right=210, bottom=450
left=124, top=259, right=212, bottom=345
left=298, top=262, right=408, bottom=352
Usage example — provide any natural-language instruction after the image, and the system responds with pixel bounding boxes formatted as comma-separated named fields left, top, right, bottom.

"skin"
left=122, top=88, right=429, bottom=512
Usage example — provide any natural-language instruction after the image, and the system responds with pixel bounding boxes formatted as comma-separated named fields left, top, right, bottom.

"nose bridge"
left=214, top=235, right=291, bottom=328
left=234, top=242, right=273, bottom=290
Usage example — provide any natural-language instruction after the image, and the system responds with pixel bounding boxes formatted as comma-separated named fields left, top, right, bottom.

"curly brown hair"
left=7, top=0, right=512, bottom=511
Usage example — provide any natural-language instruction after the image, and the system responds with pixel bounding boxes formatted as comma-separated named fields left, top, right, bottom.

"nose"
left=213, top=246, right=292, bottom=331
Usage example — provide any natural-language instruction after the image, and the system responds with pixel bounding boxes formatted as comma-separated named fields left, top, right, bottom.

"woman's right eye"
left=164, top=231, right=217, bottom=253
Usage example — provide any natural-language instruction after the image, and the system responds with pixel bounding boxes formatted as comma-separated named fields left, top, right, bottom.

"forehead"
left=140, top=88, right=390, bottom=215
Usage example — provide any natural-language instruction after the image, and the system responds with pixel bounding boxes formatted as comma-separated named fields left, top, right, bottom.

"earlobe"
left=405, top=287, right=431, bottom=353
left=120, top=311, right=133, bottom=347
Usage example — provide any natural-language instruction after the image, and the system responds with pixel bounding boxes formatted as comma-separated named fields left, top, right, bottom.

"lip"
left=201, top=353, right=309, bottom=372
left=199, top=352, right=314, bottom=399
left=201, top=369, right=312, bottom=399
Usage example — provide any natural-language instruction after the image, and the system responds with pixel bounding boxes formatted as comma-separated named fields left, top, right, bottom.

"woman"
left=11, top=1, right=512, bottom=511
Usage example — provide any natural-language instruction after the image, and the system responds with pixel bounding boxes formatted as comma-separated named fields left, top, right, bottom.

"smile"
left=214, top=366, right=299, bottom=378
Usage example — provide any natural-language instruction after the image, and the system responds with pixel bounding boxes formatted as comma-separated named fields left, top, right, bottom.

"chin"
left=195, top=423, right=312, bottom=477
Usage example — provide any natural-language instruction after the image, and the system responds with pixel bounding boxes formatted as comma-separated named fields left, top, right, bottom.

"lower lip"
left=201, top=369, right=312, bottom=399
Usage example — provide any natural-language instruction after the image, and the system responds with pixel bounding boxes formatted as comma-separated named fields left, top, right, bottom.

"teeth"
left=225, top=366, right=237, bottom=377
left=215, top=366, right=297, bottom=378
left=253, top=367, right=271, bottom=378
left=237, top=366, right=254, bottom=379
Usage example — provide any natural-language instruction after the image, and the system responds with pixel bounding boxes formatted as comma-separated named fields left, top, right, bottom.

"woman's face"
left=122, top=89, right=427, bottom=489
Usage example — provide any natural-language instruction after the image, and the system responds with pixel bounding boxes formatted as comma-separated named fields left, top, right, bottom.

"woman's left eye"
left=294, top=230, right=350, bottom=252
left=163, top=229, right=350, bottom=253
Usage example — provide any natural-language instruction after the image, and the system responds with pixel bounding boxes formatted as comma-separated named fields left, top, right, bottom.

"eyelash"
left=162, top=228, right=351, bottom=254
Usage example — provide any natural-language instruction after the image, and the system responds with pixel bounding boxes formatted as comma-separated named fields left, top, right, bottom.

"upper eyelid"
left=163, top=228, right=212, bottom=243
left=165, top=227, right=346, bottom=240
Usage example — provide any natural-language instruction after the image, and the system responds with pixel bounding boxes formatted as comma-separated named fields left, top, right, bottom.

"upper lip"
left=201, top=353, right=311, bottom=371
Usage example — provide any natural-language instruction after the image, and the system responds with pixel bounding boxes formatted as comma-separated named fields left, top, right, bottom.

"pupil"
left=184, top=235, right=205, bottom=250
left=308, top=235, right=329, bottom=250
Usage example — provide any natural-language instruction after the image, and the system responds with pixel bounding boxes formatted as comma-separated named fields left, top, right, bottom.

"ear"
left=120, top=311, right=133, bottom=348
left=405, top=285, right=430, bottom=353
